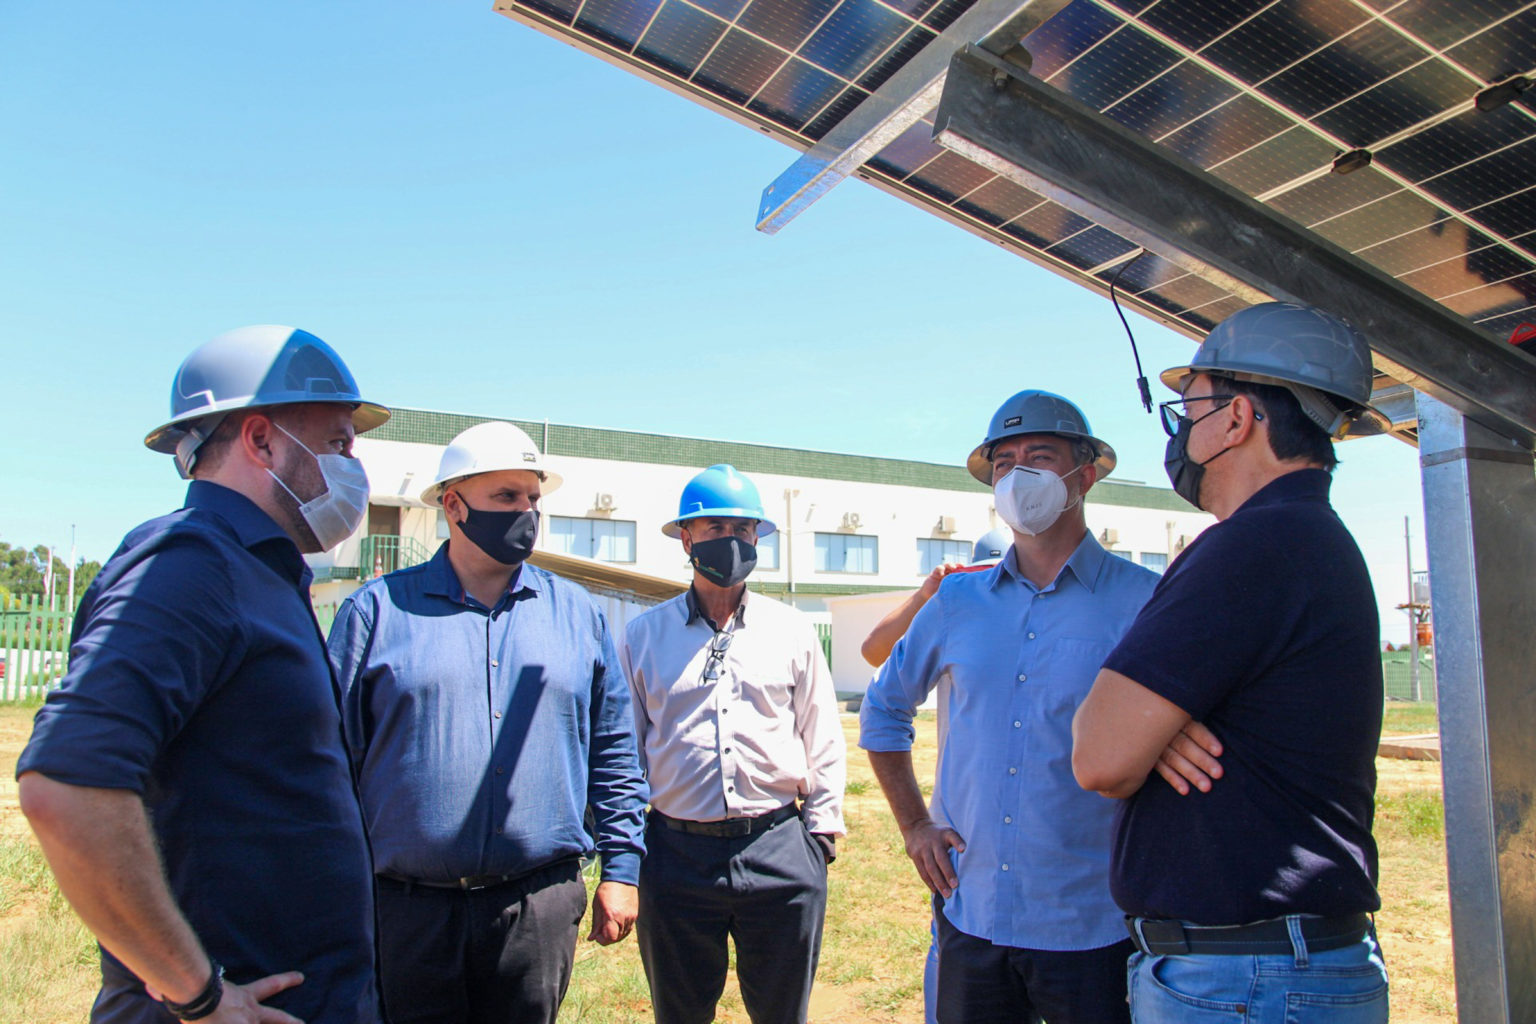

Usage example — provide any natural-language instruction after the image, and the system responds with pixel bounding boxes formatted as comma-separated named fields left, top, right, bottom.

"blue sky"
left=0, top=3, right=1427, bottom=639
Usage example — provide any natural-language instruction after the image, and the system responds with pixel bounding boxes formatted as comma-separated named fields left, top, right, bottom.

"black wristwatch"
left=161, top=961, right=225, bottom=1021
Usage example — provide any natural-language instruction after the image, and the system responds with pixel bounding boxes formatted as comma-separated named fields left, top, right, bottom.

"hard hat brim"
left=966, top=438, right=1116, bottom=485
left=663, top=513, right=778, bottom=539
left=144, top=399, right=392, bottom=454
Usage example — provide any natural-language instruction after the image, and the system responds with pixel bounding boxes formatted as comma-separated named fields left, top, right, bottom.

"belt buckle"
left=1133, top=918, right=1189, bottom=955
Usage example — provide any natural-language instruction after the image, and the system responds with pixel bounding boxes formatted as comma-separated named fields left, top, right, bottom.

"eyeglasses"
left=702, top=630, right=734, bottom=682
left=1158, top=395, right=1234, bottom=437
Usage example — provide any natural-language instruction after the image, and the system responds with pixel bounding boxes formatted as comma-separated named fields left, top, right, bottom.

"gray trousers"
left=637, top=812, right=828, bottom=1024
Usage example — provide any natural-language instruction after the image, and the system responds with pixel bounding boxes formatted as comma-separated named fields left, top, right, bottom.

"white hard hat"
left=419, top=421, right=564, bottom=506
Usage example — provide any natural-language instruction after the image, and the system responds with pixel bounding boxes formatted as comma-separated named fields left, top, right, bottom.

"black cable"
left=1108, top=249, right=1152, bottom=413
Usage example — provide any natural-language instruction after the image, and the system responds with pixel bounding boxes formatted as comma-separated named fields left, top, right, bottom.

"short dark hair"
left=1217, top=375, right=1338, bottom=470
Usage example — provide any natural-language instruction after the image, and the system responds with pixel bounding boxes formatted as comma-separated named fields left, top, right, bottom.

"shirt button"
left=1013, top=721, right=1021, bottom=728
left=495, top=766, right=505, bottom=775
left=1008, top=767, right=1017, bottom=775
left=1002, top=863, right=1011, bottom=871
left=490, top=658, right=499, bottom=667
left=493, top=711, right=503, bottom=719
left=724, top=747, right=732, bottom=754
left=1027, top=632, right=1036, bottom=640
left=727, top=785, right=735, bottom=793
left=722, top=708, right=730, bottom=714
left=1004, top=816, right=1013, bottom=824
left=1017, top=674, right=1027, bottom=682
left=495, top=826, right=504, bottom=835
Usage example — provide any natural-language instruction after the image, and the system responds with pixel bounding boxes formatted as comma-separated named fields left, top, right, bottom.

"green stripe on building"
left=373, top=408, right=1195, bottom=512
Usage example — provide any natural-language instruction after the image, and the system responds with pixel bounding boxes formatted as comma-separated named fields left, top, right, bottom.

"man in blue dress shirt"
left=327, top=419, right=648, bottom=1024
left=18, top=325, right=388, bottom=1024
left=861, top=391, right=1158, bottom=1024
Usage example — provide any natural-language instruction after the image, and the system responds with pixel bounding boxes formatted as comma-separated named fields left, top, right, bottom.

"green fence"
left=358, top=534, right=433, bottom=581
left=815, top=623, right=832, bottom=670
left=1382, top=649, right=1436, bottom=702
left=0, top=595, right=73, bottom=701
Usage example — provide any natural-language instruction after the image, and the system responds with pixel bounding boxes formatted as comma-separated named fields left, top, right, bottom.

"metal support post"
left=1416, top=392, right=1536, bottom=1024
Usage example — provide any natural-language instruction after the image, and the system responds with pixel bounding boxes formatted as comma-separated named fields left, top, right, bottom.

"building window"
left=1138, top=551, right=1169, bottom=573
left=549, top=516, right=637, bottom=563
left=815, top=533, right=878, bottom=574
left=756, top=531, right=780, bottom=570
left=916, top=538, right=971, bottom=574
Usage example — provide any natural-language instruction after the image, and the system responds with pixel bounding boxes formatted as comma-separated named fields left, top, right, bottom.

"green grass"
left=1382, top=701, right=1438, bottom=736
left=1377, top=788, right=1445, bottom=841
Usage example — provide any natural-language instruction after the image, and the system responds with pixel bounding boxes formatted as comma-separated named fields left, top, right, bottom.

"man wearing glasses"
left=620, top=464, right=846, bottom=1024
left=1073, top=302, right=1390, bottom=1023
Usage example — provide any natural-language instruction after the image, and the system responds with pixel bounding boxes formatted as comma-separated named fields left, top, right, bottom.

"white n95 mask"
left=993, top=465, right=1082, bottom=536
left=268, top=423, right=370, bottom=551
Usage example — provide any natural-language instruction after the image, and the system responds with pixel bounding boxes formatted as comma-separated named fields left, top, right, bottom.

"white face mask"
left=993, top=465, right=1082, bottom=536
left=267, top=422, right=369, bottom=551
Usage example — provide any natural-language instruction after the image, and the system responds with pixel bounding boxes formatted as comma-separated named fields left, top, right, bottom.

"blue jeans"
left=1128, top=920, right=1388, bottom=1024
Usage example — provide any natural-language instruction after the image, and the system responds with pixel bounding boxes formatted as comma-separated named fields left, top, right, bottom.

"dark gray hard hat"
left=967, top=389, right=1116, bottom=483
left=145, top=325, right=390, bottom=476
left=971, top=527, right=1012, bottom=564
left=1160, top=302, right=1388, bottom=438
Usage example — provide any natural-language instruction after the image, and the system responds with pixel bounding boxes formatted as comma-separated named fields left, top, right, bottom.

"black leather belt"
left=652, top=802, right=799, bottom=838
left=1126, top=913, right=1371, bottom=956
left=377, top=872, right=519, bottom=892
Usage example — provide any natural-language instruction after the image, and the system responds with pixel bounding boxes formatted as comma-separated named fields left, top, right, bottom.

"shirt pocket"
left=1042, top=637, right=1116, bottom=712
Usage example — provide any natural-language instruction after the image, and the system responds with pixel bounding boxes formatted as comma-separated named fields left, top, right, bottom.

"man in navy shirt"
left=327, top=420, right=647, bottom=1024
left=1073, top=303, right=1391, bottom=1024
left=17, top=326, right=388, bottom=1023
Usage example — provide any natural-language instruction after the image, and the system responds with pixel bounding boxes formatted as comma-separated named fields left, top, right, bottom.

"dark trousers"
left=375, top=859, right=587, bottom=1024
left=637, top=813, right=828, bottom=1024
left=935, top=897, right=1132, bottom=1024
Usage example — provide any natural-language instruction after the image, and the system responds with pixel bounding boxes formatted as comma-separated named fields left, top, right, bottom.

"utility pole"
left=1405, top=516, right=1420, bottom=702
left=68, top=525, right=77, bottom=616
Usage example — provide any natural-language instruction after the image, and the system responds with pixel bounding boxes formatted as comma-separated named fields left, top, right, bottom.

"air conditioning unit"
left=1174, top=534, right=1193, bottom=552
left=935, top=515, right=957, bottom=535
left=842, top=512, right=862, bottom=531
left=1099, top=528, right=1119, bottom=545
left=594, top=492, right=617, bottom=512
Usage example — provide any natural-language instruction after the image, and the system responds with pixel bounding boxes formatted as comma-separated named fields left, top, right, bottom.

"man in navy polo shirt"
left=18, top=326, right=387, bottom=1024
left=1073, top=303, right=1391, bottom=1023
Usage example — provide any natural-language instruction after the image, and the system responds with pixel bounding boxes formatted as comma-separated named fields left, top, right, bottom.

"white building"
left=309, top=407, right=1215, bottom=687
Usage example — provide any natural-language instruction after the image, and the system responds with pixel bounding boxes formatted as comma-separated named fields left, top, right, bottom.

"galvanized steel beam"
left=1416, top=394, right=1536, bottom=1024
left=931, top=44, right=1536, bottom=447
left=754, top=0, right=1071, bottom=235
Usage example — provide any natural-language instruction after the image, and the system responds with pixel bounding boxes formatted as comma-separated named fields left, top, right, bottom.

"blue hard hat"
left=145, top=325, right=390, bottom=458
left=663, top=464, right=777, bottom=538
left=972, top=527, right=1012, bottom=564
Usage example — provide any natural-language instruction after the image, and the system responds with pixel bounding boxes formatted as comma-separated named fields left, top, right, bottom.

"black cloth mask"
left=454, top=496, right=539, bottom=566
left=1163, top=416, right=1234, bottom=511
left=688, top=536, right=757, bottom=588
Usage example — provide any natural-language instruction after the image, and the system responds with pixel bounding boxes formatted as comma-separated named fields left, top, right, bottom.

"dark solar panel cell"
left=636, top=1, right=729, bottom=78
left=1025, top=0, right=1123, bottom=81
left=1471, top=187, right=1536, bottom=238
left=1210, top=126, right=1337, bottom=196
left=1001, top=201, right=1094, bottom=248
left=876, top=0, right=939, bottom=20
left=868, top=119, right=944, bottom=177
left=693, top=30, right=786, bottom=105
left=686, top=0, right=748, bottom=20
left=738, top=0, right=840, bottom=52
left=1106, top=62, right=1240, bottom=139
left=1261, top=21, right=1424, bottom=118
left=1190, top=296, right=1248, bottom=329
left=1268, top=166, right=1399, bottom=226
left=857, top=26, right=934, bottom=92
left=953, top=177, right=1043, bottom=226
left=1423, top=137, right=1536, bottom=212
left=1100, top=0, right=1158, bottom=15
left=800, top=0, right=911, bottom=80
left=906, top=150, right=997, bottom=203
left=1313, top=60, right=1476, bottom=149
left=1439, top=273, right=1536, bottom=319
left=1201, top=0, right=1369, bottom=86
left=921, top=0, right=971, bottom=33
left=1393, top=0, right=1534, bottom=56
left=1139, top=272, right=1232, bottom=314
left=1380, top=104, right=1534, bottom=183
left=1137, top=0, right=1273, bottom=51
left=1357, top=215, right=1484, bottom=274
left=802, top=84, right=870, bottom=140
left=1044, top=225, right=1139, bottom=270
left=1320, top=190, right=1448, bottom=254
left=747, top=58, right=846, bottom=129
left=1130, top=285, right=1201, bottom=321
left=1446, top=7, right=1536, bottom=83
left=1478, top=308, right=1536, bottom=336
left=1400, top=245, right=1536, bottom=298
left=1051, top=23, right=1182, bottom=111
left=576, top=0, right=665, bottom=50
left=522, top=0, right=580, bottom=26
left=1113, top=252, right=1187, bottom=295
left=1159, top=93, right=1292, bottom=167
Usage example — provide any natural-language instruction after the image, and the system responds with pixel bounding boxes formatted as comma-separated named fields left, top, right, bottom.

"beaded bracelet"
left=161, top=962, right=224, bottom=1021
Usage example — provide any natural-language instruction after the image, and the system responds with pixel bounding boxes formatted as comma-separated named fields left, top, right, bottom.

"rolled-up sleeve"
left=858, top=594, right=946, bottom=754
left=794, top=623, right=847, bottom=836
left=17, top=531, right=246, bottom=792
left=587, top=612, right=649, bottom=885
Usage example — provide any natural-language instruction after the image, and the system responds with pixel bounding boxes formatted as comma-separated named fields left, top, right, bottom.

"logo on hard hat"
left=1004, top=416, right=1022, bottom=428
left=523, top=452, right=537, bottom=462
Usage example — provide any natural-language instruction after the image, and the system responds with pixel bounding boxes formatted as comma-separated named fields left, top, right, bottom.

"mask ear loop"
left=1108, top=249, right=1152, bottom=414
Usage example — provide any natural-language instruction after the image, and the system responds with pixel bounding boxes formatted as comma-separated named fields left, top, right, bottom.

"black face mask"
left=453, top=495, right=539, bottom=566
left=1163, top=414, right=1234, bottom=511
left=688, top=536, right=757, bottom=588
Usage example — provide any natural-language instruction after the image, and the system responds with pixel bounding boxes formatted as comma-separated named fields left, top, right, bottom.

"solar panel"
left=495, top=0, right=1536, bottom=428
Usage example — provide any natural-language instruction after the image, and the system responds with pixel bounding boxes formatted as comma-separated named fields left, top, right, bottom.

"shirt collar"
left=684, top=585, right=748, bottom=629
left=423, top=541, right=542, bottom=605
left=1236, top=467, right=1333, bottom=512
left=184, top=481, right=310, bottom=586
left=989, top=530, right=1108, bottom=594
